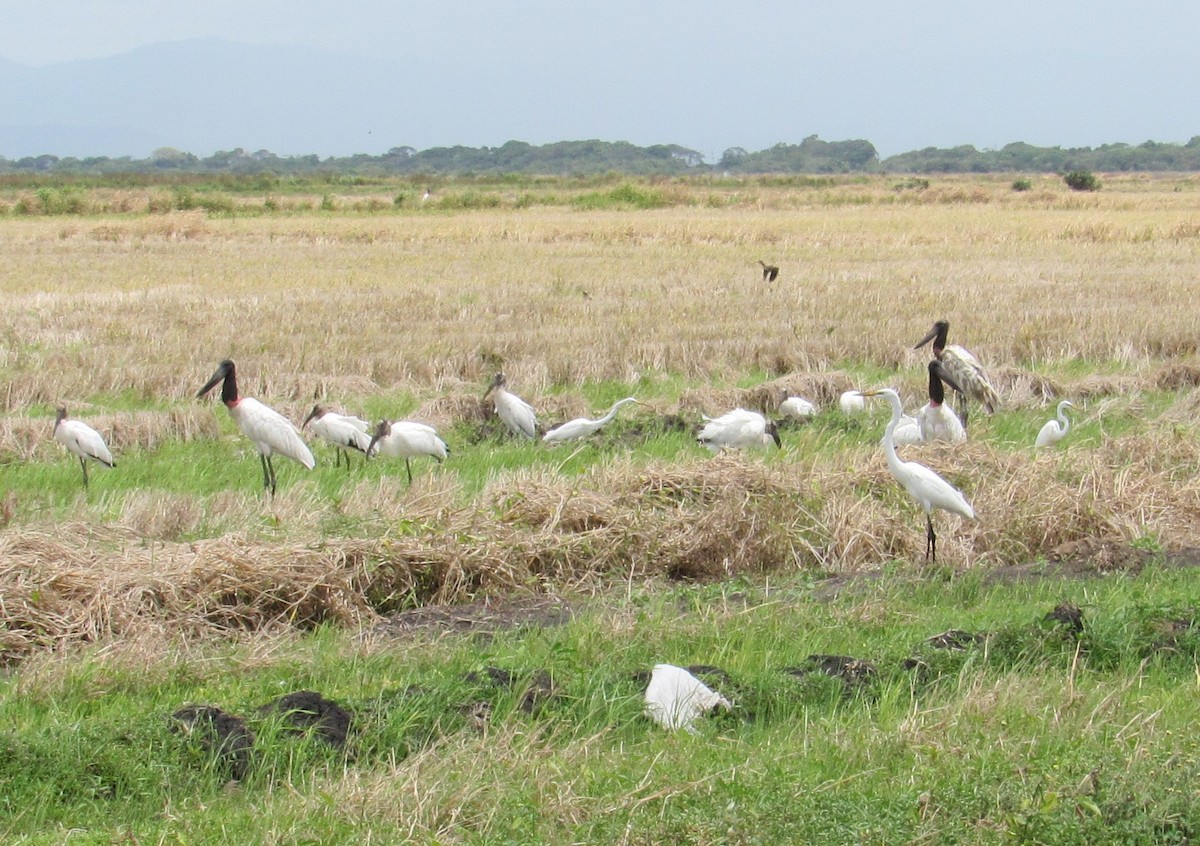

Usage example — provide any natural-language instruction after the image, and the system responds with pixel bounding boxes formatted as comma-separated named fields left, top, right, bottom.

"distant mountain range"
left=0, top=38, right=539, bottom=159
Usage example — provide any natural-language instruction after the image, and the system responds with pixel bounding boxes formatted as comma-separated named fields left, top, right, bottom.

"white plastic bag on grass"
left=644, top=663, right=732, bottom=732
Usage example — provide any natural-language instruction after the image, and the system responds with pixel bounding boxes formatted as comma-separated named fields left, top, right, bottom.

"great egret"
left=197, top=359, right=315, bottom=496
left=367, top=419, right=449, bottom=484
left=53, top=405, right=114, bottom=489
left=697, top=408, right=781, bottom=452
left=917, top=360, right=967, bottom=444
left=1035, top=400, right=1075, bottom=448
left=301, top=404, right=372, bottom=468
left=758, top=260, right=780, bottom=282
left=914, top=319, right=1000, bottom=428
left=543, top=397, right=640, bottom=442
left=482, top=373, right=538, bottom=439
left=862, top=388, right=975, bottom=563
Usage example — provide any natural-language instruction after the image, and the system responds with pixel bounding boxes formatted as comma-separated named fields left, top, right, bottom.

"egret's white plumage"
left=697, top=408, right=781, bottom=452
left=779, top=395, right=817, bottom=419
left=1035, top=400, right=1075, bottom=448
left=483, top=373, right=538, bottom=439
left=916, top=360, right=967, bottom=444
left=302, top=404, right=372, bottom=468
left=892, top=414, right=923, bottom=446
left=839, top=390, right=866, bottom=414
left=863, top=388, right=975, bottom=563
left=197, top=359, right=315, bottom=496
left=915, top=320, right=1000, bottom=428
left=367, top=419, right=449, bottom=483
left=543, top=397, right=639, bottom=442
left=53, top=405, right=115, bottom=488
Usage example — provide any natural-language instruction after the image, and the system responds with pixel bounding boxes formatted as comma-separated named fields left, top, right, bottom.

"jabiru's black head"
left=927, top=360, right=963, bottom=404
left=915, top=320, right=950, bottom=355
left=302, top=404, right=328, bottom=429
left=482, top=372, right=506, bottom=400
left=367, top=419, right=392, bottom=457
left=197, top=359, right=238, bottom=405
left=767, top=420, right=782, bottom=449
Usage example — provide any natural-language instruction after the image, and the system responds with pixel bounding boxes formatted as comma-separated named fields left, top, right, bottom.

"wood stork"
left=914, top=319, right=1000, bottom=429
left=861, top=388, right=975, bottom=563
left=779, top=394, right=817, bottom=419
left=197, top=359, right=315, bottom=496
left=839, top=390, right=866, bottom=414
left=482, top=373, right=538, bottom=439
left=758, top=260, right=780, bottom=282
left=367, top=419, right=449, bottom=483
left=301, top=405, right=372, bottom=469
left=53, top=405, right=114, bottom=489
left=917, top=360, right=967, bottom=444
left=697, top=408, right=781, bottom=452
left=543, top=397, right=640, bottom=442
left=1035, top=400, right=1075, bottom=448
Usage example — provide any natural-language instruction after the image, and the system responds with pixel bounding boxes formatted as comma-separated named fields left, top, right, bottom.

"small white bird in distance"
left=482, top=372, right=538, bottom=439
left=697, top=408, right=781, bottom=452
left=1035, top=400, right=1075, bottom=448
left=861, top=387, right=976, bottom=564
left=301, top=404, right=372, bottom=468
left=779, top=395, right=817, bottom=419
left=839, top=390, right=866, bottom=414
left=543, top=397, right=640, bottom=442
left=53, top=405, right=115, bottom=489
left=367, top=419, right=449, bottom=484
left=644, top=664, right=732, bottom=732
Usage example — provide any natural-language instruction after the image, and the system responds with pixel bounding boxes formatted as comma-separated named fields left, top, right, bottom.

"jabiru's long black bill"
left=914, top=320, right=949, bottom=352
left=198, top=359, right=236, bottom=400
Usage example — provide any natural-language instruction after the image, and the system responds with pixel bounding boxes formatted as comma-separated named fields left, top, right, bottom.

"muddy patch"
left=368, top=595, right=575, bottom=639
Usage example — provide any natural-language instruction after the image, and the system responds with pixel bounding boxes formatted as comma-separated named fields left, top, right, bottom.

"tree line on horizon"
left=4, top=134, right=1200, bottom=177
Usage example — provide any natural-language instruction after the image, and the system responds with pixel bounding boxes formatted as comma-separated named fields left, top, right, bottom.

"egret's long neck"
left=881, top=393, right=904, bottom=472
left=598, top=398, right=633, bottom=425
left=1058, top=404, right=1071, bottom=434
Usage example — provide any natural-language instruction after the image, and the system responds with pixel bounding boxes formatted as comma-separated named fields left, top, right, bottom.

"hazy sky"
left=2, top=1, right=1197, bottom=158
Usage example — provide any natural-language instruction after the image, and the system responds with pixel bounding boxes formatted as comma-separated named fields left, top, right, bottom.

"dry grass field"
left=3, top=172, right=1200, bottom=660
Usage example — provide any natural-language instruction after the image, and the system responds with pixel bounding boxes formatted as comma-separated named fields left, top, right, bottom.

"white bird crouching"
left=1035, top=400, right=1075, bottom=448
left=302, top=404, right=372, bottom=468
left=862, top=387, right=975, bottom=564
left=197, top=359, right=315, bottom=496
left=368, top=419, right=449, bottom=484
left=543, top=397, right=640, bottom=442
left=483, top=372, right=538, bottom=439
left=779, top=395, right=817, bottom=419
left=644, top=664, right=732, bottom=732
left=53, top=405, right=115, bottom=489
left=697, top=408, right=781, bottom=452
left=839, top=391, right=866, bottom=414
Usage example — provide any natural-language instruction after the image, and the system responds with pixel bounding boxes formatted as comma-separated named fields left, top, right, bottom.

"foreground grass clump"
left=3, top=569, right=1200, bottom=843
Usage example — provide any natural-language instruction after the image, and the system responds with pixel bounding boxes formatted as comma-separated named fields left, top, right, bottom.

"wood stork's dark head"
left=367, top=419, right=392, bottom=458
left=915, top=320, right=950, bottom=354
left=54, top=405, right=68, bottom=428
left=482, top=372, right=507, bottom=401
left=766, top=420, right=782, bottom=449
left=301, top=404, right=328, bottom=429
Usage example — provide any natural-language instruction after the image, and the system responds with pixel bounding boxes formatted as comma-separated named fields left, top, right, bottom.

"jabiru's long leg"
left=926, top=514, right=937, bottom=562
left=260, top=454, right=275, bottom=496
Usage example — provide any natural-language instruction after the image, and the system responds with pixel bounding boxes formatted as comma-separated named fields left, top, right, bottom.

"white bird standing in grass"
left=914, top=319, right=1000, bottom=429
left=53, top=405, right=114, bottom=489
left=1035, top=400, right=1075, bottom=448
left=917, top=360, right=967, bottom=444
left=482, top=372, right=538, bottom=439
left=839, top=390, right=866, bottom=414
left=197, top=359, right=315, bottom=496
left=301, top=404, right=372, bottom=468
left=862, top=388, right=975, bottom=564
left=543, top=397, right=640, bottom=442
left=367, top=419, right=449, bottom=483
left=697, top=408, right=781, bottom=452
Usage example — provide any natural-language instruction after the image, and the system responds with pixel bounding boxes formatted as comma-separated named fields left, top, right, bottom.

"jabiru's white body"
left=697, top=408, right=781, bottom=453
left=915, top=320, right=1000, bottom=428
left=543, top=397, right=639, bottom=442
left=197, top=359, right=315, bottom=495
left=916, top=360, right=967, bottom=444
left=53, top=406, right=115, bottom=488
left=483, top=373, right=538, bottom=439
left=779, top=396, right=817, bottom=419
left=863, top=388, right=975, bottom=563
left=302, top=405, right=372, bottom=468
left=1035, top=400, right=1075, bottom=448
left=367, top=419, right=449, bottom=483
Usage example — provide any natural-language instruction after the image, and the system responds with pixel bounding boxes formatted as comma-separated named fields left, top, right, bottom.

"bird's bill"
left=481, top=373, right=502, bottom=400
left=301, top=405, right=322, bottom=429
left=366, top=420, right=389, bottom=456
left=769, top=425, right=782, bottom=449
left=196, top=362, right=230, bottom=398
left=857, top=389, right=882, bottom=398
left=913, top=325, right=939, bottom=350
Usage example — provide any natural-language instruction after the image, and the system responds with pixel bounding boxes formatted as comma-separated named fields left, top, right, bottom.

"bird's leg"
left=925, top=515, right=937, bottom=563
left=957, top=395, right=970, bottom=432
left=260, top=454, right=274, bottom=497
left=80, top=457, right=89, bottom=489
left=405, top=457, right=413, bottom=485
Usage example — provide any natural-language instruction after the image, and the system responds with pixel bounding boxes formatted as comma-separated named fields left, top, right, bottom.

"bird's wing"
left=942, top=346, right=1000, bottom=412
left=900, top=459, right=975, bottom=519
left=63, top=421, right=114, bottom=465
left=236, top=398, right=316, bottom=468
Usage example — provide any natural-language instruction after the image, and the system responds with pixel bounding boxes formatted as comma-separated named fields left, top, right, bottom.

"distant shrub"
left=572, top=182, right=671, bottom=210
left=893, top=177, right=929, bottom=192
left=1012, top=179, right=1033, bottom=192
left=320, top=194, right=336, bottom=211
left=1064, top=170, right=1100, bottom=191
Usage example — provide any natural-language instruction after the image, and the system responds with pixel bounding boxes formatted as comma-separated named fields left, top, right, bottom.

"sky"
left=1, top=1, right=1197, bottom=160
